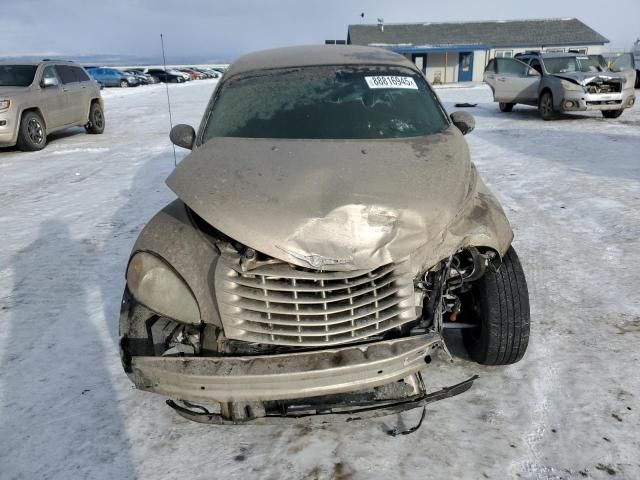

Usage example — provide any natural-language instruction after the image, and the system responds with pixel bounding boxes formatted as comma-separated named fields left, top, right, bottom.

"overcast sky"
left=2, top=0, right=638, bottom=61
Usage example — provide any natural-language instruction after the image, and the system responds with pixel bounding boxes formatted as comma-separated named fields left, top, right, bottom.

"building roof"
left=225, top=45, right=415, bottom=78
left=348, top=18, right=609, bottom=49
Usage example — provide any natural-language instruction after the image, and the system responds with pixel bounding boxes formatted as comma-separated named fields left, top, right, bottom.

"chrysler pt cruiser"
left=119, top=46, right=530, bottom=425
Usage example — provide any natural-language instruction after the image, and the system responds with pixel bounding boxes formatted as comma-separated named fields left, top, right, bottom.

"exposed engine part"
left=165, top=373, right=478, bottom=425
left=585, top=80, right=622, bottom=94
left=416, top=248, right=499, bottom=333
left=150, top=317, right=201, bottom=356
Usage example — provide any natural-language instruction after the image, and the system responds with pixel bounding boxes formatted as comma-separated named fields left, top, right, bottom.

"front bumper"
left=561, top=90, right=636, bottom=111
left=0, top=108, right=19, bottom=147
left=127, top=334, right=442, bottom=403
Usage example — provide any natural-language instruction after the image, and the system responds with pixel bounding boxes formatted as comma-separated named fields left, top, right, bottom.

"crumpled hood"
left=552, top=71, right=624, bottom=86
left=167, top=127, right=500, bottom=271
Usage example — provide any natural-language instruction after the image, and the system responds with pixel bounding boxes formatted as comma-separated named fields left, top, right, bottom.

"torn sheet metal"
left=166, top=125, right=512, bottom=274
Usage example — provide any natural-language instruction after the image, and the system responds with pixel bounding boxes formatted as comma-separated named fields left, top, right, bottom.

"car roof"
left=225, top=45, right=416, bottom=78
left=517, top=52, right=599, bottom=60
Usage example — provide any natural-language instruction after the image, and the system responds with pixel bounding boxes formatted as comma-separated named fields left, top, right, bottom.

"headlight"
left=560, top=79, right=584, bottom=92
left=0, top=99, right=10, bottom=110
left=127, top=252, right=200, bottom=324
left=128, top=76, right=136, bottom=82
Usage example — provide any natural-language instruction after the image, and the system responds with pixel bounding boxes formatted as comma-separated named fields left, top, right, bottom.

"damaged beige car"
left=119, top=45, right=530, bottom=426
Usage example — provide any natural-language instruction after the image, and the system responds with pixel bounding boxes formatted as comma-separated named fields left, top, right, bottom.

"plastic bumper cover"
left=561, top=91, right=635, bottom=111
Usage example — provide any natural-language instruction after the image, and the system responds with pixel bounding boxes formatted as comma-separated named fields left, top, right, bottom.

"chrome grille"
left=215, top=259, right=417, bottom=347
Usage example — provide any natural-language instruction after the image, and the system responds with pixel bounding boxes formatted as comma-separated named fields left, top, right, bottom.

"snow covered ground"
left=1, top=79, right=639, bottom=480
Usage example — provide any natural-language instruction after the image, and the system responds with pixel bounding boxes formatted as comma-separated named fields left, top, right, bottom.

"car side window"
left=73, top=66, right=90, bottom=82
left=495, top=58, right=530, bottom=76
left=529, top=59, right=543, bottom=75
left=485, top=59, right=496, bottom=73
left=55, top=65, right=76, bottom=84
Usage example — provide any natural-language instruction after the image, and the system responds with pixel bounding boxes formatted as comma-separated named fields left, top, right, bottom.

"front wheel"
left=462, top=246, right=530, bottom=365
left=538, top=91, right=555, bottom=120
left=16, top=111, right=47, bottom=151
left=602, top=109, right=624, bottom=119
left=120, top=80, right=129, bottom=88
left=85, top=102, right=105, bottom=134
left=499, top=102, right=515, bottom=112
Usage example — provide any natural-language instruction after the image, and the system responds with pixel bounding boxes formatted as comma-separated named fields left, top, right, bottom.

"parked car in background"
left=122, top=70, right=152, bottom=85
left=86, top=67, right=139, bottom=88
left=602, top=52, right=639, bottom=89
left=173, top=69, right=191, bottom=81
left=484, top=52, right=636, bottom=119
left=192, top=67, right=219, bottom=79
left=146, top=68, right=186, bottom=83
left=119, top=45, right=529, bottom=425
left=177, top=68, right=202, bottom=80
left=129, top=69, right=159, bottom=84
left=0, top=60, right=104, bottom=151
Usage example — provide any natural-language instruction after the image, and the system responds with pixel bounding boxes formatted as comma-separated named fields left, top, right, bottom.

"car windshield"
left=202, top=66, right=449, bottom=140
left=543, top=56, right=605, bottom=74
left=603, top=53, right=634, bottom=71
left=0, top=65, right=37, bottom=87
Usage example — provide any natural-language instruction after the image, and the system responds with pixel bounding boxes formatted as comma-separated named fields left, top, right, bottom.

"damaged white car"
left=119, top=45, right=530, bottom=426
left=484, top=51, right=636, bottom=120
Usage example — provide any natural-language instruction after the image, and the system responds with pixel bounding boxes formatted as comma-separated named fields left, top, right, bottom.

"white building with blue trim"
left=347, top=18, right=609, bottom=84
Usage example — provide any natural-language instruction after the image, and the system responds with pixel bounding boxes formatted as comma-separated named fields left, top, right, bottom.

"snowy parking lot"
left=1, top=79, right=639, bottom=480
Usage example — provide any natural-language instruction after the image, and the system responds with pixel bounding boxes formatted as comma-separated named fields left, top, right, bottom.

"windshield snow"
left=202, top=66, right=449, bottom=140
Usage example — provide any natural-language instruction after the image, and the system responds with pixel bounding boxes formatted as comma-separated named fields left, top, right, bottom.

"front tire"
left=499, top=102, right=515, bottom=112
left=85, top=102, right=105, bottom=134
left=16, top=111, right=47, bottom=151
left=538, top=91, right=555, bottom=120
left=602, top=109, right=624, bottom=119
left=462, top=246, right=530, bottom=365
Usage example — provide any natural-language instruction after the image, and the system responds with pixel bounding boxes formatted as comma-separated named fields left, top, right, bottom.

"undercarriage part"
left=150, top=317, right=201, bottom=356
left=387, top=406, right=427, bottom=436
left=166, top=374, right=478, bottom=425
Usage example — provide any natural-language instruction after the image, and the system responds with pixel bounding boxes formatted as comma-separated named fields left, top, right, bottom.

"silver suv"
left=0, top=60, right=104, bottom=151
left=484, top=52, right=636, bottom=120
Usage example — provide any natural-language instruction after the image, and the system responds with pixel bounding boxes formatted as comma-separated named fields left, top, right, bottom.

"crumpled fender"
left=129, top=200, right=222, bottom=326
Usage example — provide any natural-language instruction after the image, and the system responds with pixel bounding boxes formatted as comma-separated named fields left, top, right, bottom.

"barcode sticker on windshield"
left=365, top=76, right=418, bottom=89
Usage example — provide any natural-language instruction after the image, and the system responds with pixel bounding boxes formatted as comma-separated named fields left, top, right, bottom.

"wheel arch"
left=19, top=106, right=47, bottom=129
left=129, top=199, right=223, bottom=327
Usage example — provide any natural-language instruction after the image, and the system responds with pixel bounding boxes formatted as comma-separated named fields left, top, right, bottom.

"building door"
left=458, top=52, right=474, bottom=82
left=412, top=54, right=427, bottom=74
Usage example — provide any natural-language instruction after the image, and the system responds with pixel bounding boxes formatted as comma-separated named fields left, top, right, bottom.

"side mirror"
left=450, top=111, right=475, bottom=135
left=170, top=124, right=196, bottom=150
left=41, top=77, right=59, bottom=88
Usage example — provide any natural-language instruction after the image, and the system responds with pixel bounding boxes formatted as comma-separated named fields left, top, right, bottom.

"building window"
left=567, top=47, right=588, bottom=54
left=495, top=50, right=513, bottom=58
left=545, top=48, right=565, bottom=53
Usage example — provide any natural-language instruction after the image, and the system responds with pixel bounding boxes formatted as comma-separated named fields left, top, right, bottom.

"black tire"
left=601, top=109, right=624, bottom=119
left=120, top=80, right=129, bottom=88
left=85, top=101, right=105, bottom=134
left=499, top=102, right=515, bottom=112
left=462, top=246, right=530, bottom=365
left=16, top=111, right=47, bottom=151
left=538, top=91, right=555, bottom=121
